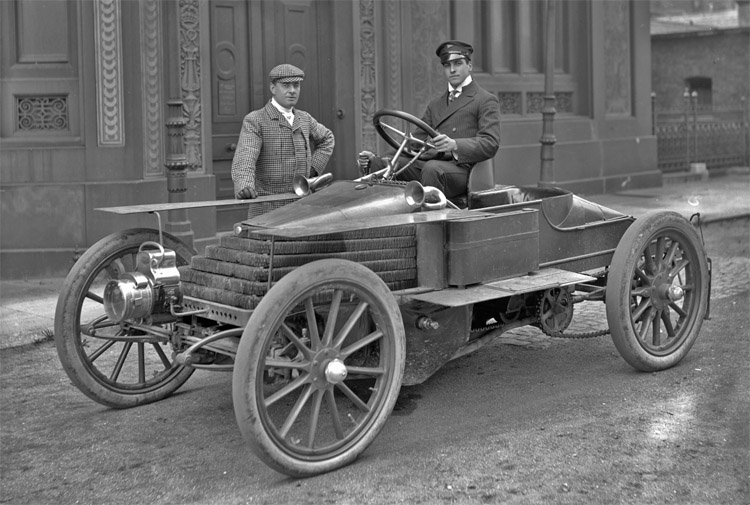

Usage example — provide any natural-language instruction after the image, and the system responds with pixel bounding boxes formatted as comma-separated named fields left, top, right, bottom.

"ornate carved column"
left=359, top=0, right=377, bottom=152
left=179, top=0, right=203, bottom=171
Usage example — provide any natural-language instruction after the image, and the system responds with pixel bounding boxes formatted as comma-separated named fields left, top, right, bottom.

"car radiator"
left=178, top=225, right=418, bottom=310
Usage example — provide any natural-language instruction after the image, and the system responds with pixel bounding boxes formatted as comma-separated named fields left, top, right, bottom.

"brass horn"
left=403, top=181, right=451, bottom=210
left=293, top=172, right=333, bottom=196
left=404, top=180, right=426, bottom=207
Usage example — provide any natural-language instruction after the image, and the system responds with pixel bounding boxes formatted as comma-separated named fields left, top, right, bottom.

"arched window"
left=685, top=77, right=713, bottom=110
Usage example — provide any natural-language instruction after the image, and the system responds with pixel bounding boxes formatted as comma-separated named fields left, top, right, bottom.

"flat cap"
left=269, top=64, right=305, bottom=83
left=436, top=40, right=473, bottom=64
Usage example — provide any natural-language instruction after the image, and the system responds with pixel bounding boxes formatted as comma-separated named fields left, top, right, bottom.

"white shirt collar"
left=271, top=98, right=295, bottom=123
left=449, top=75, right=473, bottom=94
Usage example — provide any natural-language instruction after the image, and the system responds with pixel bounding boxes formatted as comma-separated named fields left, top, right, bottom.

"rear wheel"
left=233, top=259, right=405, bottom=477
left=55, top=229, right=196, bottom=408
left=606, top=211, right=709, bottom=371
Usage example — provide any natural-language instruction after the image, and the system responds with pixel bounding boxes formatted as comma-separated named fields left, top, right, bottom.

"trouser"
left=394, top=158, right=470, bottom=199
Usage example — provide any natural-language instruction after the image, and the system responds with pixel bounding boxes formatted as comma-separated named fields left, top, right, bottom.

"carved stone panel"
left=179, top=0, right=203, bottom=171
left=140, top=0, right=164, bottom=176
left=360, top=0, right=377, bottom=151
left=17, top=96, right=69, bottom=131
left=604, top=1, right=632, bottom=115
left=93, top=0, right=125, bottom=146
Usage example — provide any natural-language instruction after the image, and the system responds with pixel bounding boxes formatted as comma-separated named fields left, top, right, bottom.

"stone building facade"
left=1, top=0, right=658, bottom=279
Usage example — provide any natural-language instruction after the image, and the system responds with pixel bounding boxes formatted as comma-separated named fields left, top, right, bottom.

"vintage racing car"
left=54, top=110, right=711, bottom=477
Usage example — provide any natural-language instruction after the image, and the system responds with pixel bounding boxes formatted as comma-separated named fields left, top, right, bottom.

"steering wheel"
left=373, top=109, right=439, bottom=161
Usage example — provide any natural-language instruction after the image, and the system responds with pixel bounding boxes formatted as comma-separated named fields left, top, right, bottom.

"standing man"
left=363, top=41, right=500, bottom=199
left=232, top=64, right=335, bottom=218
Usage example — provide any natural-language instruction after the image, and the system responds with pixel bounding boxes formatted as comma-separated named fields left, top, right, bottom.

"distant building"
left=651, top=0, right=750, bottom=110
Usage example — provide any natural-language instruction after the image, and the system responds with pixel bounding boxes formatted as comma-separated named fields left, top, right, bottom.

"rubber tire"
left=55, top=228, right=197, bottom=408
left=606, top=211, right=709, bottom=372
left=233, top=259, right=405, bottom=477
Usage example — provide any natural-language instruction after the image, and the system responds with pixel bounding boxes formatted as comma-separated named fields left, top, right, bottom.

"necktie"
left=448, top=89, right=459, bottom=104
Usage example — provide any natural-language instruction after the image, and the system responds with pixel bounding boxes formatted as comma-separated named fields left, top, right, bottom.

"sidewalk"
left=1, top=170, right=748, bottom=350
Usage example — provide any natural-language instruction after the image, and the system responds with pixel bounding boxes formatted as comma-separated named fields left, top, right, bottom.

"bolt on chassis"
left=55, top=110, right=711, bottom=477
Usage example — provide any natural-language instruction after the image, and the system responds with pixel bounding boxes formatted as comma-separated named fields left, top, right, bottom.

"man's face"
left=442, top=57, right=471, bottom=88
left=270, top=80, right=301, bottom=109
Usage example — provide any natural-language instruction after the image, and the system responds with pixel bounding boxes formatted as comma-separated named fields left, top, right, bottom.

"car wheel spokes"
left=78, top=249, right=179, bottom=392
left=629, top=233, right=697, bottom=354
left=260, top=286, right=387, bottom=453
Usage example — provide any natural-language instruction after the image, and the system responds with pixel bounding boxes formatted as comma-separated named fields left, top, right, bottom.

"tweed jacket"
left=416, top=80, right=500, bottom=167
left=231, top=101, right=335, bottom=216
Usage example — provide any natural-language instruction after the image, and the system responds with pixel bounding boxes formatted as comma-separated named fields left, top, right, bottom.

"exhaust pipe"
left=293, top=172, right=334, bottom=196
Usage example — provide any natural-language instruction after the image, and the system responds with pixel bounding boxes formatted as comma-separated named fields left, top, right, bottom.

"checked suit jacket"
left=231, top=100, right=335, bottom=217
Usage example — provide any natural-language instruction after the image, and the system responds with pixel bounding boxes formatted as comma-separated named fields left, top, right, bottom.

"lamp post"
left=539, top=0, right=557, bottom=187
left=164, top=99, right=194, bottom=248
left=743, top=96, right=749, bottom=167
left=683, top=88, right=691, bottom=169
left=691, top=90, right=698, bottom=164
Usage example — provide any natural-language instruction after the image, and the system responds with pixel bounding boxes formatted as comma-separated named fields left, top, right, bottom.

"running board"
left=397, top=268, right=597, bottom=307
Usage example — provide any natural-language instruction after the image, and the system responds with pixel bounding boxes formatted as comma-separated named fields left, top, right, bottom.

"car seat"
left=451, top=158, right=495, bottom=208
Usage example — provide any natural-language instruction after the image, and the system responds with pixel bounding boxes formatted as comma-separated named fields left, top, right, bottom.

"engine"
left=103, top=242, right=182, bottom=323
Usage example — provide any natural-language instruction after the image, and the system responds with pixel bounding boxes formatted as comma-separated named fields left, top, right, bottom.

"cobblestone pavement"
left=497, top=254, right=750, bottom=350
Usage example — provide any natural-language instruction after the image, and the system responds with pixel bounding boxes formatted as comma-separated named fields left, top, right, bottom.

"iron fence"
left=652, top=92, right=750, bottom=172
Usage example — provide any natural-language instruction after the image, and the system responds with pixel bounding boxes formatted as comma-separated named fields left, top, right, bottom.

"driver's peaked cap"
left=436, top=40, right=473, bottom=64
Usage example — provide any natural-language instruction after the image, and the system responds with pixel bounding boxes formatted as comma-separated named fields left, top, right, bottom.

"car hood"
left=245, top=181, right=421, bottom=229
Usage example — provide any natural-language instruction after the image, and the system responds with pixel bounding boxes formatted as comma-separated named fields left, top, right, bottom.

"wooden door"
left=209, top=0, right=253, bottom=230
left=209, top=0, right=345, bottom=230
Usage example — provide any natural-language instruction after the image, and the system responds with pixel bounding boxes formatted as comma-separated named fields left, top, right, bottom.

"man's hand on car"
left=237, top=186, right=257, bottom=199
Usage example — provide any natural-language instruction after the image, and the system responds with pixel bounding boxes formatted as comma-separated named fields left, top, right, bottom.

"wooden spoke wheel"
left=54, top=229, right=196, bottom=408
left=606, top=211, right=709, bottom=371
left=232, top=259, right=405, bottom=477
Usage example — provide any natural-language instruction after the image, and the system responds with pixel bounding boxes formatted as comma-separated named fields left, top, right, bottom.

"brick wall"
left=652, top=29, right=750, bottom=110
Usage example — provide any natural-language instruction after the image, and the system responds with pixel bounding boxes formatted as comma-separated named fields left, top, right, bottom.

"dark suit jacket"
left=417, top=80, right=501, bottom=167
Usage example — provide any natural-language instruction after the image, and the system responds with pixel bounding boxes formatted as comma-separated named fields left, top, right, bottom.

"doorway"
left=209, top=0, right=344, bottom=231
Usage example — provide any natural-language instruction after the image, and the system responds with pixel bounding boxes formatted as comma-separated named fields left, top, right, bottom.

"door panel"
left=210, top=0, right=251, bottom=230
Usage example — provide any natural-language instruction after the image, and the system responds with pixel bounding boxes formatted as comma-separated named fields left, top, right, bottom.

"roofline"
left=652, top=26, right=750, bottom=39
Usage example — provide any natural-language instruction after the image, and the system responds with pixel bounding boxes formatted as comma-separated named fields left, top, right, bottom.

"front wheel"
left=54, top=229, right=196, bottom=408
left=233, top=259, right=405, bottom=477
left=606, top=211, right=709, bottom=371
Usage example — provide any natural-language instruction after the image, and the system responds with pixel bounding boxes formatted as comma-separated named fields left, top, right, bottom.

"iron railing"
left=652, top=92, right=750, bottom=173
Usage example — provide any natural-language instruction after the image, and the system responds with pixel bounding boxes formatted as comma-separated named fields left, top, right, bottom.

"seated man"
left=360, top=40, right=500, bottom=200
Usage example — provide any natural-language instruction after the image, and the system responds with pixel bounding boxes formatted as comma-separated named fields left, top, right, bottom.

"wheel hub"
left=324, top=359, right=348, bottom=384
left=649, top=271, right=684, bottom=309
left=667, top=285, right=684, bottom=301
left=309, top=349, right=347, bottom=389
